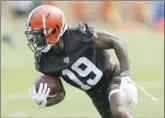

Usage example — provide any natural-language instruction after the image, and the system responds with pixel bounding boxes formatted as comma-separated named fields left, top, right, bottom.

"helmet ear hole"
left=51, top=28, right=56, bottom=34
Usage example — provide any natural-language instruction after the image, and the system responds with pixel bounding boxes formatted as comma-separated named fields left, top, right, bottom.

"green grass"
left=1, top=10, right=164, bottom=118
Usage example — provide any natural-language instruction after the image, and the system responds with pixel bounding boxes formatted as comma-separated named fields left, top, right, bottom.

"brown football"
left=34, top=75, right=60, bottom=97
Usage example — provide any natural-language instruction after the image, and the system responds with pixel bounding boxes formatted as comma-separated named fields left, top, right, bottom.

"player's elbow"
left=115, top=38, right=127, bottom=48
left=56, top=92, right=65, bottom=104
left=59, top=92, right=66, bottom=101
left=111, top=38, right=127, bottom=52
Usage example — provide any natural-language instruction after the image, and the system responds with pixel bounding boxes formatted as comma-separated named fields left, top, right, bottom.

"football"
left=34, top=75, right=61, bottom=97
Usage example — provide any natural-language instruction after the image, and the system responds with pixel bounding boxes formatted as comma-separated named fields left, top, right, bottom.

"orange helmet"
left=24, top=5, right=68, bottom=53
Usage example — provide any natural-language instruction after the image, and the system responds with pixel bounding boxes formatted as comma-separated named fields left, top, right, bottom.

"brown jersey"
left=35, top=22, right=111, bottom=91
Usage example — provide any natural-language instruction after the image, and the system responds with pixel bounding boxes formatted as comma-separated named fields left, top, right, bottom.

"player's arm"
left=91, top=29, right=139, bottom=104
left=92, top=30, right=130, bottom=72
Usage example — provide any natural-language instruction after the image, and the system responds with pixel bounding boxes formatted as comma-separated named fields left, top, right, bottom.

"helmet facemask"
left=25, top=28, right=49, bottom=53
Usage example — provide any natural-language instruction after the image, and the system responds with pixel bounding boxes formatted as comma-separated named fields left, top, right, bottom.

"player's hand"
left=29, top=83, right=50, bottom=107
left=120, top=73, right=138, bottom=104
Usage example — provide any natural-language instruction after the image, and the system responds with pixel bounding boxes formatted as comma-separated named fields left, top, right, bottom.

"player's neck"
left=52, top=37, right=64, bottom=53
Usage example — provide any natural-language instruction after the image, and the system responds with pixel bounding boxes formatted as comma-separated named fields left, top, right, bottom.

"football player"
left=26, top=5, right=138, bottom=118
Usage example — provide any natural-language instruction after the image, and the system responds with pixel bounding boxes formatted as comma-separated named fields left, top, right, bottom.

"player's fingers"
left=45, top=88, right=50, bottom=98
left=38, top=83, right=43, bottom=95
left=32, top=84, right=37, bottom=95
left=30, top=87, right=37, bottom=100
left=42, top=83, right=48, bottom=95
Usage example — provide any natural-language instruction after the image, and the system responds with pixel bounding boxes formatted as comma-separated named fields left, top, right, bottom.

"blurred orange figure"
left=101, top=1, right=120, bottom=25
left=101, top=1, right=114, bottom=21
left=70, top=2, right=87, bottom=21
left=131, top=2, right=145, bottom=23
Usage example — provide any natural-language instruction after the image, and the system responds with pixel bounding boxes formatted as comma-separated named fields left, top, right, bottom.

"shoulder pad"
left=77, top=22, right=94, bottom=38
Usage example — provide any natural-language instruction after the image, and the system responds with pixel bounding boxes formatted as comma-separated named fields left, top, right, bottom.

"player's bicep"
left=92, top=30, right=122, bottom=49
left=92, top=30, right=130, bottom=72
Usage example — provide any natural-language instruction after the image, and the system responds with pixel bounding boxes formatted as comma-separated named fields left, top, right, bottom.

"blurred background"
left=1, top=1, right=164, bottom=118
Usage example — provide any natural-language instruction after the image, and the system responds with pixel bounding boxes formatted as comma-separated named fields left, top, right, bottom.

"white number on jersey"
left=62, top=57, right=103, bottom=90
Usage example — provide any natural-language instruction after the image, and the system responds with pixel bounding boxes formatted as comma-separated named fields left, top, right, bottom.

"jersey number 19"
left=62, top=57, right=103, bottom=90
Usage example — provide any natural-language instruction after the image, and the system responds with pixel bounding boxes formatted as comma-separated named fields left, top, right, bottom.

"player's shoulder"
left=69, top=22, right=94, bottom=40
left=77, top=22, right=94, bottom=36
